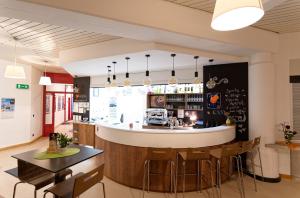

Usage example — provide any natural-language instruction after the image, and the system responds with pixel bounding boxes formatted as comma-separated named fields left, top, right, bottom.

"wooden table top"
left=12, top=144, right=103, bottom=173
left=265, top=141, right=300, bottom=150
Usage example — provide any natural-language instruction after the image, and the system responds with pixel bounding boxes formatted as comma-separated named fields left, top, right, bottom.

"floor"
left=0, top=138, right=300, bottom=198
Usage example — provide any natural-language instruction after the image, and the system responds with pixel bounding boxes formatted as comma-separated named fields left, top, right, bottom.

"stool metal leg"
left=182, top=161, right=186, bottom=196
left=250, top=152, right=258, bottom=192
left=238, top=155, right=246, bottom=198
left=235, top=156, right=244, bottom=198
left=216, top=159, right=222, bottom=198
left=175, top=154, right=179, bottom=198
left=147, top=160, right=150, bottom=192
left=257, top=147, right=264, bottom=181
left=142, top=160, right=148, bottom=198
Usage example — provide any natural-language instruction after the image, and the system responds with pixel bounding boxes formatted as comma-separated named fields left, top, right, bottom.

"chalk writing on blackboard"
left=225, top=88, right=247, bottom=133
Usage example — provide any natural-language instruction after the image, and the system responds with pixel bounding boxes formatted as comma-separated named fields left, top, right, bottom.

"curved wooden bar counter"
left=95, top=123, right=235, bottom=192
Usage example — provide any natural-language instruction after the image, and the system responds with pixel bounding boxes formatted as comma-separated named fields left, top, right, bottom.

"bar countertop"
left=96, top=122, right=235, bottom=148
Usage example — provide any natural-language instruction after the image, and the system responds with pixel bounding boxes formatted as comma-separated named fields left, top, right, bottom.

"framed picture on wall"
left=207, top=93, right=221, bottom=109
left=150, top=95, right=165, bottom=108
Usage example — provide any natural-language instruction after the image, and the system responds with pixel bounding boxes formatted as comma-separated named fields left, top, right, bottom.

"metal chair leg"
left=217, top=159, right=222, bottom=198
left=100, top=182, right=106, bottom=198
left=170, top=160, right=173, bottom=193
left=175, top=154, right=179, bottom=198
left=257, top=147, right=264, bottom=181
left=13, top=182, right=24, bottom=198
left=250, top=152, right=258, bottom=192
left=235, top=156, right=244, bottom=198
left=238, top=156, right=245, bottom=198
left=207, top=160, right=216, bottom=198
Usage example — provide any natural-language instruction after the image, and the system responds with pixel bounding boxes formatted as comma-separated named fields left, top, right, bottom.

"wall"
left=273, top=32, right=300, bottom=176
left=0, top=60, right=43, bottom=148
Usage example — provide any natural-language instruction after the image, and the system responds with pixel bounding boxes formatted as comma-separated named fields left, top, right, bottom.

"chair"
left=142, top=148, right=176, bottom=198
left=43, top=164, right=105, bottom=198
left=5, top=167, right=72, bottom=198
left=210, top=142, right=244, bottom=198
left=176, top=148, right=215, bottom=197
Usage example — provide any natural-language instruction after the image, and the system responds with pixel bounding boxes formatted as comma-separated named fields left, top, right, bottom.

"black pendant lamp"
left=111, top=61, right=117, bottom=87
left=143, top=54, right=152, bottom=86
left=168, top=53, right=177, bottom=85
left=105, top=65, right=111, bottom=88
left=123, top=57, right=131, bottom=87
left=193, top=56, right=201, bottom=84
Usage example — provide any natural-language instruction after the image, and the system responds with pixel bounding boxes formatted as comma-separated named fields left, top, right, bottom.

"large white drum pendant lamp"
left=211, top=0, right=264, bottom=31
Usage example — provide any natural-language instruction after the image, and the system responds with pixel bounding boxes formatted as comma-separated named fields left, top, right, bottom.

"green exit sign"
left=16, top=84, right=29, bottom=89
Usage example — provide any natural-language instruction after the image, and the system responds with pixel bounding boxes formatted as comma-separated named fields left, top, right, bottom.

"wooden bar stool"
left=142, top=148, right=176, bottom=197
left=176, top=148, right=215, bottom=198
left=210, top=142, right=244, bottom=198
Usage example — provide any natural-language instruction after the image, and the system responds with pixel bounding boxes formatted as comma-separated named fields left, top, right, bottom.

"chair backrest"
left=180, top=148, right=211, bottom=161
left=253, top=136, right=261, bottom=148
left=73, top=164, right=104, bottom=197
left=147, top=148, right=176, bottom=161
left=221, top=142, right=242, bottom=157
left=240, top=140, right=254, bottom=154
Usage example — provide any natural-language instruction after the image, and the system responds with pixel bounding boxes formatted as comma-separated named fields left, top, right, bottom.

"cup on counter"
left=129, top=123, right=133, bottom=129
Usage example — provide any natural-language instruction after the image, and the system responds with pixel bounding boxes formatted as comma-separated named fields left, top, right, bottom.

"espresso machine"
left=145, top=108, right=168, bottom=125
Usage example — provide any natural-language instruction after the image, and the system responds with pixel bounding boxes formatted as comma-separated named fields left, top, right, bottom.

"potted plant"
left=56, top=133, right=73, bottom=148
left=224, top=112, right=235, bottom=126
left=280, top=122, right=297, bottom=144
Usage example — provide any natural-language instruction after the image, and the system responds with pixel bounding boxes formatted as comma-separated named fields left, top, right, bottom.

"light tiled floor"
left=0, top=138, right=300, bottom=198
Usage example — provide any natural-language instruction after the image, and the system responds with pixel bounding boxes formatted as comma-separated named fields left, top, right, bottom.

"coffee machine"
left=145, top=108, right=168, bottom=125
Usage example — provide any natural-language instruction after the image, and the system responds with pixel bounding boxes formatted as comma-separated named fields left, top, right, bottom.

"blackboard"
left=203, top=62, right=248, bottom=141
left=74, top=77, right=90, bottom=102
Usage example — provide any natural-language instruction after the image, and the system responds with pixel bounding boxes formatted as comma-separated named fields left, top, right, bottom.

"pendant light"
left=143, top=54, right=152, bottom=86
left=123, top=57, right=131, bottom=87
left=193, top=56, right=201, bottom=84
left=168, top=54, right=177, bottom=85
left=4, top=37, right=26, bottom=79
left=105, top=65, right=111, bottom=88
left=39, top=61, right=52, bottom=86
left=110, top=61, right=117, bottom=87
left=211, top=0, right=264, bottom=31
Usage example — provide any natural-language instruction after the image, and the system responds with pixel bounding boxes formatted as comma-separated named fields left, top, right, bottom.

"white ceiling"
left=64, top=50, right=231, bottom=77
left=164, top=0, right=299, bottom=33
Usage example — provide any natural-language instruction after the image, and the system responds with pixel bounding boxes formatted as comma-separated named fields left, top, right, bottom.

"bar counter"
left=95, top=123, right=235, bottom=192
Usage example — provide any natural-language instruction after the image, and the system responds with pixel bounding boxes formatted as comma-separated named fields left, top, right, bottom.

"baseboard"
left=245, top=171, right=281, bottom=183
left=280, top=174, right=293, bottom=180
left=0, top=136, right=43, bottom=151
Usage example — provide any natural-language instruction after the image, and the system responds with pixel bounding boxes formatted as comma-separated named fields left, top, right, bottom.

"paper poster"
left=1, top=98, right=15, bottom=119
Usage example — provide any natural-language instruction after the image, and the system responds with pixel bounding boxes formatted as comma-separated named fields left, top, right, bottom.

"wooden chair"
left=5, top=167, right=72, bottom=198
left=43, top=164, right=105, bottom=198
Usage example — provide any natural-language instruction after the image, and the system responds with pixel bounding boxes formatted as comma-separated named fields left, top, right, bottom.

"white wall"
left=0, top=60, right=43, bottom=148
left=273, top=32, right=300, bottom=176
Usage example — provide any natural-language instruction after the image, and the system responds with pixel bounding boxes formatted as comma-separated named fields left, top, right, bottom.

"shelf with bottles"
left=186, top=94, right=203, bottom=102
left=165, top=104, right=185, bottom=110
left=166, top=94, right=185, bottom=102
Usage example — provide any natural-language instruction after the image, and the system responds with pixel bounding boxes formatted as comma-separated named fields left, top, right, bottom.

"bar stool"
left=176, top=148, right=215, bottom=197
left=142, top=148, right=176, bottom=198
left=210, top=142, right=244, bottom=198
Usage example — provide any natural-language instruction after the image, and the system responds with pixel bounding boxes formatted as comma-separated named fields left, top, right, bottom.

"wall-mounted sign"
left=16, top=84, right=29, bottom=89
left=1, top=98, right=15, bottom=119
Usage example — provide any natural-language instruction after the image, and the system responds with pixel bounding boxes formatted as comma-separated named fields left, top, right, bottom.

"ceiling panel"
left=0, top=17, right=120, bottom=58
left=164, top=0, right=300, bottom=33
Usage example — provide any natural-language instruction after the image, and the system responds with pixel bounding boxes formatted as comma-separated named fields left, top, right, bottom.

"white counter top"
left=96, top=123, right=235, bottom=148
